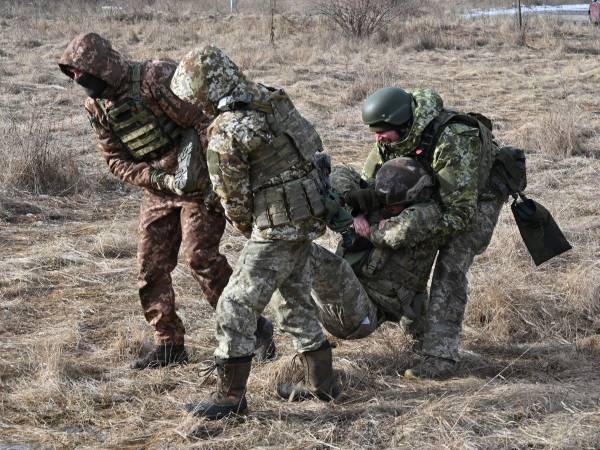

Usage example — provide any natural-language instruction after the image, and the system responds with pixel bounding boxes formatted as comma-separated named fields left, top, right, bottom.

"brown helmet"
left=375, top=157, right=434, bottom=206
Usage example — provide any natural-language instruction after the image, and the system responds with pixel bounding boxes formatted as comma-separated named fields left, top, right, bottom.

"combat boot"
left=255, top=316, right=276, bottom=362
left=404, top=355, right=457, bottom=379
left=186, top=356, right=252, bottom=420
left=130, top=343, right=188, bottom=370
left=277, top=341, right=341, bottom=402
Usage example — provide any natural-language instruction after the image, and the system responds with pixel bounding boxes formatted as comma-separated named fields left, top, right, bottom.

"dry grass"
left=0, top=112, right=82, bottom=194
left=1, top=1, right=599, bottom=448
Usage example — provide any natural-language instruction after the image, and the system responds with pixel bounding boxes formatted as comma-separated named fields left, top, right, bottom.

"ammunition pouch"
left=511, top=194, right=572, bottom=266
left=253, top=169, right=327, bottom=230
left=98, top=63, right=181, bottom=161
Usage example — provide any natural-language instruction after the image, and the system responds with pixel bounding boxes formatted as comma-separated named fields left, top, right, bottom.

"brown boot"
left=404, top=356, right=457, bottom=380
left=277, top=341, right=340, bottom=402
left=130, top=343, right=188, bottom=370
left=185, top=356, right=252, bottom=420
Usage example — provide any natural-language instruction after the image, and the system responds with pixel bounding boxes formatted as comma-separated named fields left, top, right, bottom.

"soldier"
left=169, top=46, right=340, bottom=419
left=58, top=34, right=275, bottom=369
left=350, top=87, right=509, bottom=378
left=308, top=157, right=444, bottom=343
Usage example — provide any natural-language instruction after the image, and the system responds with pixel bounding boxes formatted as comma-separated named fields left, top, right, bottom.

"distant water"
left=465, top=3, right=589, bottom=18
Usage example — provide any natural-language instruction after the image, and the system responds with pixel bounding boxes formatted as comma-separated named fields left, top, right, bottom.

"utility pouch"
left=253, top=190, right=271, bottom=229
left=284, top=180, right=312, bottom=223
left=489, top=146, right=527, bottom=198
left=364, top=247, right=389, bottom=275
left=511, top=195, right=572, bottom=266
left=265, top=186, right=288, bottom=227
left=302, top=176, right=326, bottom=217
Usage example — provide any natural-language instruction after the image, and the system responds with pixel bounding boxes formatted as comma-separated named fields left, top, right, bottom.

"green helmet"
left=375, top=157, right=434, bottom=206
left=362, top=87, right=413, bottom=132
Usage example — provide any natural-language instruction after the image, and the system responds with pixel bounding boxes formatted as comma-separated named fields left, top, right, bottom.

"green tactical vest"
left=226, top=86, right=327, bottom=229
left=97, top=63, right=181, bottom=161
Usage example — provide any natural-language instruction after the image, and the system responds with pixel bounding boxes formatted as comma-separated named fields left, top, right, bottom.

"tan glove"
left=150, top=170, right=184, bottom=196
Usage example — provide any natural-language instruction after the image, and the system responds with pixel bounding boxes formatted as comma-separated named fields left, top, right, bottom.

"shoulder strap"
left=130, top=62, right=143, bottom=102
left=415, top=110, right=481, bottom=166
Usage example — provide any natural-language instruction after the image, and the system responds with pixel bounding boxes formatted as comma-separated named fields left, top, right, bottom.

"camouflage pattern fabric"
left=207, top=106, right=325, bottom=241
left=309, top=243, right=379, bottom=339
left=215, top=239, right=325, bottom=358
left=139, top=190, right=232, bottom=345
left=361, top=89, right=482, bottom=244
left=170, top=46, right=249, bottom=118
left=170, top=47, right=327, bottom=359
left=58, top=33, right=209, bottom=191
left=309, top=166, right=442, bottom=337
left=358, top=89, right=506, bottom=361
left=421, top=196, right=504, bottom=361
left=59, top=34, right=229, bottom=345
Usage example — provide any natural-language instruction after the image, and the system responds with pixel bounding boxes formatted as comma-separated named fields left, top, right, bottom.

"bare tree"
left=316, top=0, right=404, bottom=38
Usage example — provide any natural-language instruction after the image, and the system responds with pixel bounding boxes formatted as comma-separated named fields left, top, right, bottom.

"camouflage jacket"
left=59, top=33, right=208, bottom=193
left=206, top=94, right=325, bottom=241
left=361, top=89, right=482, bottom=244
left=358, top=202, right=442, bottom=319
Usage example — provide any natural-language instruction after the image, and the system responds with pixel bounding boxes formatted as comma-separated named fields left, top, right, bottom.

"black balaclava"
left=75, top=72, right=108, bottom=99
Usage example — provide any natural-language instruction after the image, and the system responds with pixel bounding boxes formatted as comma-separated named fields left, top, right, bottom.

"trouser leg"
left=137, top=192, right=185, bottom=345
left=422, top=198, right=504, bottom=361
left=309, top=243, right=378, bottom=339
left=214, top=240, right=325, bottom=359
left=180, top=200, right=232, bottom=308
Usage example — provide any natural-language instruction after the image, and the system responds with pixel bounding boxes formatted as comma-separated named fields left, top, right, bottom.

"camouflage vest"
left=223, top=86, right=327, bottom=229
left=97, top=63, right=181, bottom=161
left=363, top=110, right=496, bottom=193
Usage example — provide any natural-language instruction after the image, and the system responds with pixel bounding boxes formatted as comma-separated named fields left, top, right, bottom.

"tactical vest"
left=97, top=63, right=181, bottom=161
left=412, top=110, right=496, bottom=193
left=224, top=86, right=327, bottom=230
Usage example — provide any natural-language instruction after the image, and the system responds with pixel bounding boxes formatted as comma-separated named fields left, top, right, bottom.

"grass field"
left=1, top=1, right=599, bottom=448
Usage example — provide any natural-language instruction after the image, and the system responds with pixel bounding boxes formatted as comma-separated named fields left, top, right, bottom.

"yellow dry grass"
left=1, top=1, right=599, bottom=448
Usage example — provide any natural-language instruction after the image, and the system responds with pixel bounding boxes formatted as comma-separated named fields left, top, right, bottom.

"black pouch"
left=511, top=195, right=572, bottom=266
left=489, top=146, right=527, bottom=198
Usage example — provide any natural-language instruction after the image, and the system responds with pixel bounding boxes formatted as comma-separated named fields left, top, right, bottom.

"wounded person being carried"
left=306, top=156, right=446, bottom=343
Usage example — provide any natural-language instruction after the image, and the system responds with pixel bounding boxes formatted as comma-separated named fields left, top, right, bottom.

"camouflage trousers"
left=310, top=243, right=380, bottom=339
left=138, top=189, right=232, bottom=346
left=215, top=239, right=325, bottom=359
left=421, top=197, right=505, bottom=361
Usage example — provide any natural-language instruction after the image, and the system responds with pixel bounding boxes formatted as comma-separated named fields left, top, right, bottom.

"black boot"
left=254, top=316, right=276, bottom=362
left=186, top=356, right=252, bottom=420
left=277, top=341, right=340, bottom=402
left=130, top=343, right=188, bottom=370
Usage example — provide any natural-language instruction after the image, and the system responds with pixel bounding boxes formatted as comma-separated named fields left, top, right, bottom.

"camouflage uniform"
left=310, top=166, right=444, bottom=340
left=170, top=47, right=327, bottom=359
left=361, top=89, right=506, bottom=362
left=59, top=34, right=232, bottom=346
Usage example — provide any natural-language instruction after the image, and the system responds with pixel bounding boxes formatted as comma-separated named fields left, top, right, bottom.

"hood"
left=58, top=33, right=129, bottom=92
left=170, top=46, right=248, bottom=117
left=379, top=89, right=444, bottom=158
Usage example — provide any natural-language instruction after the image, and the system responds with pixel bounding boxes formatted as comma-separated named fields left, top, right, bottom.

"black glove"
left=344, top=188, right=380, bottom=213
left=341, top=228, right=373, bottom=252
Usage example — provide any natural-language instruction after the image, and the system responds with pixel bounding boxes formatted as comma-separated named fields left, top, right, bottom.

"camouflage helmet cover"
left=170, top=46, right=247, bottom=117
left=375, top=157, right=434, bottom=206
